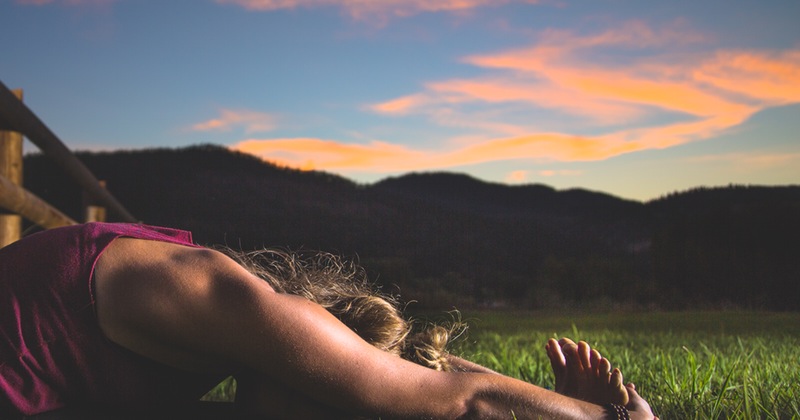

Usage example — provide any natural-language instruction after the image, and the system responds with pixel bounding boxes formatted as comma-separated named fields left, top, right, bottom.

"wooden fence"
left=0, top=80, right=137, bottom=247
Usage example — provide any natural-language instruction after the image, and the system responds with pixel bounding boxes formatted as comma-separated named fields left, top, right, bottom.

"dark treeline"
left=23, top=145, right=800, bottom=310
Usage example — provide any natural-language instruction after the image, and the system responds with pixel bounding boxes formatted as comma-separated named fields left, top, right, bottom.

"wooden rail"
left=0, top=87, right=24, bottom=245
left=0, top=173, right=76, bottom=228
left=0, top=80, right=137, bottom=246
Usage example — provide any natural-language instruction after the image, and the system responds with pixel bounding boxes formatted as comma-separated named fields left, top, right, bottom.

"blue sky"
left=2, top=0, right=798, bottom=201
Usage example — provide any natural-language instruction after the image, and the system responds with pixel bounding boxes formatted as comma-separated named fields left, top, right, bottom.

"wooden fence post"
left=0, top=89, right=23, bottom=247
left=0, top=81, right=137, bottom=223
left=84, top=180, right=107, bottom=222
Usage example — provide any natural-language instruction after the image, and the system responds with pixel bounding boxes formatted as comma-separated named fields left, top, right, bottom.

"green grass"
left=205, top=311, right=800, bottom=419
left=448, top=311, right=800, bottom=419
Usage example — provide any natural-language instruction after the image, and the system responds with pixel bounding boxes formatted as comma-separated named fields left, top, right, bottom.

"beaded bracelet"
left=604, top=403, right=631, bottom=420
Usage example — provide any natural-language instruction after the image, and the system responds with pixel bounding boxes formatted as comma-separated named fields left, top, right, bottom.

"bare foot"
left=545, top=338, right=568, bottom=395
left=545, top=337, right=629, bottom=406
left=625, top=383, right=658, bottom=420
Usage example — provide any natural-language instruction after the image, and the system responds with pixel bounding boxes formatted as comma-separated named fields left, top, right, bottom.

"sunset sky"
left=2, top=0, right=798, bottom=201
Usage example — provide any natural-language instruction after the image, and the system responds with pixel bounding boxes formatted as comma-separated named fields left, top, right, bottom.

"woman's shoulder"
left=93, top=238, right=253, bottom=373
left=95, top=237, right=230, bottom=288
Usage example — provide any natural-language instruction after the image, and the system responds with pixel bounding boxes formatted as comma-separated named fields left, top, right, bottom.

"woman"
left=1, top=222, right=656, bottom=419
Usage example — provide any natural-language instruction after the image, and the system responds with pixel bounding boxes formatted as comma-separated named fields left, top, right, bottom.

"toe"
left=577, top=341, right=591, bottom=373
left=598, top=357, right=612, bottom=375
left=589, top=349, right=602, bottom=375
left=610, top=369, right=629, bottom=405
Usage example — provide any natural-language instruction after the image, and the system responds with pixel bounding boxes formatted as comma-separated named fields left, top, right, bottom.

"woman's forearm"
left=451, top=371, right=607, bottom=419
left=446, top=354, right=500, bottom=374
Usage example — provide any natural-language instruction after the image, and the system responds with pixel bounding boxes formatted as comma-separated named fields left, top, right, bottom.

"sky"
left=1, top=0, right=799, bottom=202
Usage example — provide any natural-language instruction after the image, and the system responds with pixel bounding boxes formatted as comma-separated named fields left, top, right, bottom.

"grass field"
left=206, top=311, right=800, bottom=419
left=446, top=310, right=800, bottom=419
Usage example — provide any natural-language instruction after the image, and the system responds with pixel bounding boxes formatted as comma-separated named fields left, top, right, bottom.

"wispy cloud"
left=368, top=93, right=431, bottom=115
left=230, top=138, right=426, bottom=171
left=232, top=22, right=800, bottom=175
left=374, top=21, right=747, bottom=122
left=693, top=50, right=800, bottom=104
left=538, top=169, right=583, bottom=177
left=422, top=78, right=647, bottom=125
left=214, top=0, right=538, bottom=20
left=191, top=109, right=277, bottom=134
left=232, top=131, right=641, bottom=173
left=504, top=168, right=582, bottom=183
left=505, top=170, right=529, bottom=183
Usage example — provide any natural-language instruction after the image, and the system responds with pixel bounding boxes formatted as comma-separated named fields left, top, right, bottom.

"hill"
left=22, top=145, right=800, bottom=309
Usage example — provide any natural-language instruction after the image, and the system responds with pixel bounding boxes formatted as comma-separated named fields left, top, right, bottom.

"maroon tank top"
left=0, top=223, right=227, bottom=416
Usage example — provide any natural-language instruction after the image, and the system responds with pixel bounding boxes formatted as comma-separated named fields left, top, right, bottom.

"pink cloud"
left=214, top=0, right=539, bottom=19
left=505, top=170, right=529, bottom=182
left=506, top=168, right=585, bottom=183
left=368, top=94, right=431, bottom=115
left=191, top=109, right=277, bottom=134
left=538, top=169, right=582, bottom=177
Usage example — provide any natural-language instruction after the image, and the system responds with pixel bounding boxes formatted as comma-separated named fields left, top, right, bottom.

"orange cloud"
left=191, top=109, right=277, bottom=134
left=561, top=69, right=755, bottom=117
left=364, top=22, right=798, bottom=163
left=693, top=50, right=800, bottom=104
left=618, top=111, right=754, bottom=151
left=214, top=0, right=538, bottom=19
left=230, top=109, right=752, bottom=173
left=446, top=132, right=643, bottom=164
left=231, top=138, right=428, bottom=171
left=234, top=23, right=800, bottom=178
left=506, top=170, right=528, bottom=182
left=370, top=22, right=740, bottom=127
left=368, top=94, right=431, bottom=115
left=506, top=168, right=584, bottom=182
left=230, top=131, right=644, bottom=173
left=538, top=169, right=582, bottom=177
left=424, top=78, right=646, bottom=124
left=461, top=31, right=753, bottom=120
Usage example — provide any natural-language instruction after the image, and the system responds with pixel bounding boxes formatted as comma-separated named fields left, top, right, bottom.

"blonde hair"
left=218, top=248, right=458, bottom=371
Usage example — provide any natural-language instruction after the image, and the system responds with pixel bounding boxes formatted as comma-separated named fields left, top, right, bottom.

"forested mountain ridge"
left=22, top=145, right=800, bottom=310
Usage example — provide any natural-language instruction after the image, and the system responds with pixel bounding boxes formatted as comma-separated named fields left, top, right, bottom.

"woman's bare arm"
left=95, top=238, right=650, bottom=419
left=446, top=354, right=500, bottom=374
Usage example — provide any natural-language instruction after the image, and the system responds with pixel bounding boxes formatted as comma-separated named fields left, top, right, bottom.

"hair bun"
left=405, top=325, right=452, bottom=371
